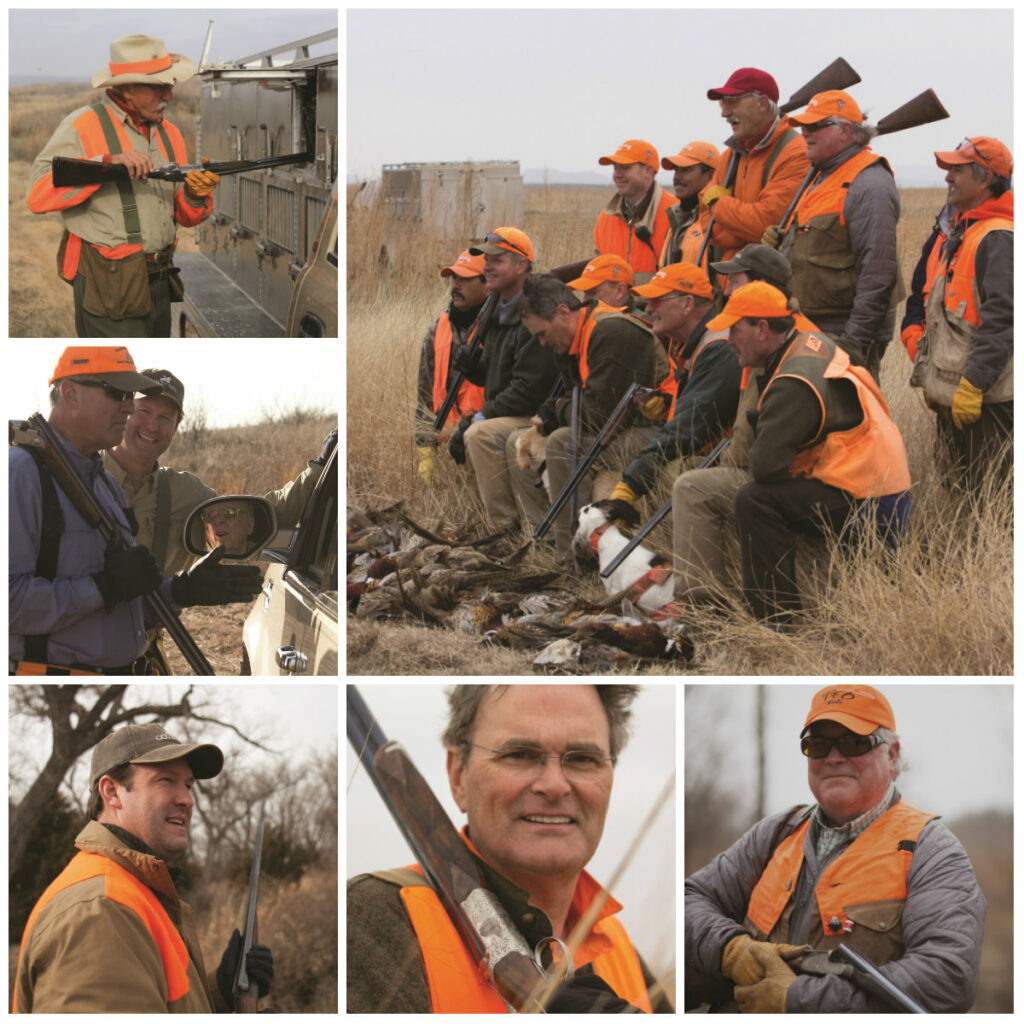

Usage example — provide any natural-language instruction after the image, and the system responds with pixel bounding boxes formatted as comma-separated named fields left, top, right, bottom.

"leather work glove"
left=951, top=376, right=984, bottom=430
left=417, top=445, right=437, bottom=485
left=901, top=323, right=924, bottom=363
left=216, top=928, right=274, bottom=1003
left=448, top=416, right=472, bottom=465
left=184, top=157, right=220, bottom=201
left=91, top=544, right=163, bottom=611
left=721, top=934, right=807, bottom=986
left=546, top=974, right=637, bottom=1014
left=533, top=402, right=561, bottom=437
left=761, top=224, right=783, bottom=249
left=312, top=426, right=338, bottom=466
left=733, top=943, right=798, bottom=1014
left=170, top=545, right=263, bottom=607
left=638, top=393, right=667, bottom=421
left=609, top=480, right=641, bottom=509
left=451, top=343, right=483, bottom=378
left=701, top=184, right=732, bottom=208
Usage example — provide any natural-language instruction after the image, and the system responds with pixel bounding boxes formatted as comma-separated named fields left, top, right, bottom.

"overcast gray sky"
left=9, top=8, right=338, bottom=82
left=346, top=684, right=677, bottom=979
left=347, top=8, right=1013, bottom=188
left=686, top=683, right=1013, bottom=826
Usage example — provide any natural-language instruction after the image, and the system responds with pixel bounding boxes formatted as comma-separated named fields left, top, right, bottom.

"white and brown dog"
left=572, top=500, right=687, bottom=621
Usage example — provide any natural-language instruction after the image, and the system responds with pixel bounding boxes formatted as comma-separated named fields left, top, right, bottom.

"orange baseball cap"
left=469, top=226, right=535, bottom=262
left=633, top=262, right=713, bottom=300
left=566, top=254, right=635, bottom=290
left=49, top=346, right=162, bottom=392
left=662, top=141, right=721, bottom=170
left=440, top=250, right=486, bottom=278
left=934, top=136, right=1013, bottom=179
left=706, top=281, right=791, bottom=330
left=598, top=139, right=659, bottom=170
left=787, top=90, right=864, bottom=127
left=802, top=685, right=896, bottom=736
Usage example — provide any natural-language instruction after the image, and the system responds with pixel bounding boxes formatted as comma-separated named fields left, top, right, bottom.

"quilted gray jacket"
left=685, top=794, right=986, bottom=1012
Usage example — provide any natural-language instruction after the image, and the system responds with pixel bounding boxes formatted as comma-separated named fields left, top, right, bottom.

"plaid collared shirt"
left=813, top=782, right=896, bottom=864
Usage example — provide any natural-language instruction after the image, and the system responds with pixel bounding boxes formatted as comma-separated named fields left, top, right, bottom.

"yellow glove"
left=417, top=445, right=437, bottom=486
left=721, top=934, right=806, bottom=986
left=701, top=184, right=733, bottom=208
left=638, top=393, right=667, bottom=421
left=734, top=944, right=798, bottom=1013
left=609, top=480, right=640, bottom=509
left=951, top=376, right=984, bottom=430
left=184, top=158, right=220, bottom=200
left=761, top=224, right=783, bottom=249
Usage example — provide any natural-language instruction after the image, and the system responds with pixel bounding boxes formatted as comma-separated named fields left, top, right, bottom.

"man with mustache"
left=13, top=723, right=274, bottom=1011
left=685, top=685, right=985, bottom=1013
left=9, top=346, right=263, bottom=675
left=348, top=685, right=673, bottom=1013
left=414, top=249, right=489, bottom=485
left=658, top=141, right=720, bottom=268
left=27, top=35, right=218, bottom=337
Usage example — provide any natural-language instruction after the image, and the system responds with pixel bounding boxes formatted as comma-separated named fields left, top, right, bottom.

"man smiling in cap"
left=685, top=684, right=985, bottom=1013
left=14, top=722, right=274, bottom=1012
left=660, top=141, right=720, bottom=267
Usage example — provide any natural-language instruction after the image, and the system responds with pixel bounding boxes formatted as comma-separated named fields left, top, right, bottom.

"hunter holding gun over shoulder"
left=13, top=722, right=274, bottom=1012
left=685, top=684, right=985, bottom=1013
left=27, top=34, right=218, bottom=338
left=348, top=684, right=674, bottom=1013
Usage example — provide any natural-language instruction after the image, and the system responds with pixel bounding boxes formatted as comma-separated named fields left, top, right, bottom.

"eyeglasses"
left=483, top=233, right=530, bottom=260
left=202, top=506, right=244, bottom=523
left=74, top=379, right=135, bottom=403
left=800, top=732, right=885, bottom=759
left=802, top=119, right=839, bottom=134
left=467, top=742, right=615, bottom=778
left=956, top=138, right=993, bottom=170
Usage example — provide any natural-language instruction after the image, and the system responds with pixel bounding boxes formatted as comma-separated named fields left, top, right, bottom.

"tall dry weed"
left=347, top=181, right=1012, bottom=675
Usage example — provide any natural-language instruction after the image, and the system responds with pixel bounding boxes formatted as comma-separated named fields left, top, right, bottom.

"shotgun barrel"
left=51, top=151, right=313, bottom=187
left=433, top=289, right=499, bottom=433
left=233, top=820, right=266, bottom=1013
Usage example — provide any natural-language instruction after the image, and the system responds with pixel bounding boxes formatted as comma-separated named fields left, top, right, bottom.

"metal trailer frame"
left=175, top=27, right=337, bottom=336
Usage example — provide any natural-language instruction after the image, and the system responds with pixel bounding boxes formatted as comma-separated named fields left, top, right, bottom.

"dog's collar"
left=590, top=521, right=614, bottom=555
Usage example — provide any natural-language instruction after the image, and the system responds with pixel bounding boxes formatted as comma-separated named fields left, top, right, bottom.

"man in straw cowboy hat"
left=28, top=34, right=219, bottom=337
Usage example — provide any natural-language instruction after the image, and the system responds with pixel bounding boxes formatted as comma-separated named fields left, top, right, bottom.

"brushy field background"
left=9, top=80, right=201, bottom=337
left=347, top=180, right=1012, bottom=676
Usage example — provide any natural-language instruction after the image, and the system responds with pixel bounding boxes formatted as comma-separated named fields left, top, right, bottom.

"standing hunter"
left=27, top=34, right=218, bottom=338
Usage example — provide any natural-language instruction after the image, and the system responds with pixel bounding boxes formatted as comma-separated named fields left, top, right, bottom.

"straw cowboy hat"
left=91, top=34, right=196, bottom=89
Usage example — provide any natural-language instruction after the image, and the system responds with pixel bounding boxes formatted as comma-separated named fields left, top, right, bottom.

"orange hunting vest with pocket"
left=744, top=801, right=937, bottom=964
left=432, top=313, right=485, bottom=426
left=13, top=851, right=191, bottom=1012
left=397, top=865, right=653, bottom=1013
left=594, top=187, right=678, bottom=275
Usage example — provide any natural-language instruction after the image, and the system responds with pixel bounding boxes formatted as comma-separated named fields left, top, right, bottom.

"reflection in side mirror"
left=183, top=496, right=278, bottom=560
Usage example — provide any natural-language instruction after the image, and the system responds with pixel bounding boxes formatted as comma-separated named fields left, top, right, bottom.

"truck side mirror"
left=184, top=496, right=278, bottom=559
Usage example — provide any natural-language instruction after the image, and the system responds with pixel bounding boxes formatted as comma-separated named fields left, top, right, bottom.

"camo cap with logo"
left=802, top=685, right=896, bottom=738
left=90, top=722, right=223, bottom=788
left=139, top=368, right=185, bottom=416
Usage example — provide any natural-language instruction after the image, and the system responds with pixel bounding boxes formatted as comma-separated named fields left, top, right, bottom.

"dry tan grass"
left=347, top=181, right=1012, bottom=676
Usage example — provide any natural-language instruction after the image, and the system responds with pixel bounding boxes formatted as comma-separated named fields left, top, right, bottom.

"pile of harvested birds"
left=347, top=504, right=694, bottom=672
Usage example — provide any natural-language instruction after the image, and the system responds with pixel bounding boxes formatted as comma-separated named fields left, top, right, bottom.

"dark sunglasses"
left=802, top=119, right=839, bottom=134
left=483, top=233, right=530, bottom=259
left=75, top=379, right=136, bottom=403
left=800, top=732, right=884, bottom=759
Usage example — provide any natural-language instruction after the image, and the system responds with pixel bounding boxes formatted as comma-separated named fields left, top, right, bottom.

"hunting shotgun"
left=233, top=820, right=266, bottom=1013
left=9, top=414, right=215, bottom=675
left=347, top=685, right=564, bottom=1013
left=599, top=436, right=731, bottom=580
left=51, top=151, right=313, bottom=188
left=433, top=289, right=500, bottom=433
left=778, top=88, right=951, bottom=233
left=697, top=56, right=862, bottom=268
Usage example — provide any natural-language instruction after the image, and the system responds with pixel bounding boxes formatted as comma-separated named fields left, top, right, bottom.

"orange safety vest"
left=594, top=187, right=678, bottom=275
left=13, top=851, right=191, bottom=1012
left=431, top=314, right=485, bottom=426
left=664, top=329, right=726, bottom=421
left=398, top=866, right=653, bottom=1013
left=792, top=148, right=888, bottom=223
left=760, top=332, right=911, bottom=497
left=746, top=801, right=936, bottom=947
left=936, top=214, right=1014, bottom=329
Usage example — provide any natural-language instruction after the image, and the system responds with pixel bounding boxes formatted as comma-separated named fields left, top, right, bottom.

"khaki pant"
left=672, top=466, right=751, bottom=601
left=74, top=273, right=172, bottom=338
left=509, top=424, right=657, bottom=553
left=464, top=416, right=533, bottom=525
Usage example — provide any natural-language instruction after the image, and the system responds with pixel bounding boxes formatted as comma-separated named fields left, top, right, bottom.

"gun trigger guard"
left=532, top=936, right=574, bottom=983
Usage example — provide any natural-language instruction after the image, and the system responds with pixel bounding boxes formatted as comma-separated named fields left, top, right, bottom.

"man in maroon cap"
left=909, top=136, right=1013, bottom=495
left=685, top=684, right=985, bottom=1013
left=594, top=139, right=678, bottom=281
left=700, top=68, right=809, bottom=264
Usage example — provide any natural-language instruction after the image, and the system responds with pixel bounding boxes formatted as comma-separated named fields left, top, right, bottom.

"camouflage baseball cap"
left=90, top=722, right=223, bottom=788
left=139, top=368, right=185, bottom=416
